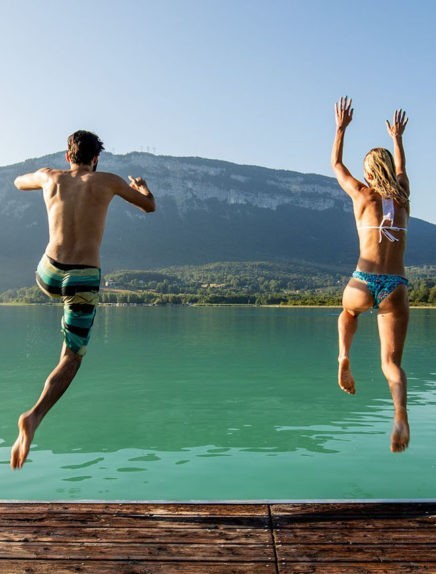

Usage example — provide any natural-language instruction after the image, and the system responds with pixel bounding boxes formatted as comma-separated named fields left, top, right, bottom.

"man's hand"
left=128, top=175, right=149, bottom=191
left=386, top=109, right=408, bottom=138
left=128, top=175, right=154, bottom=199
left=335, top=96, right=353, bottom=130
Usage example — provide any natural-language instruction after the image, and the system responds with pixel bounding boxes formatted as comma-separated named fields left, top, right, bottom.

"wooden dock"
left=0, top=501, right=434, bottom=572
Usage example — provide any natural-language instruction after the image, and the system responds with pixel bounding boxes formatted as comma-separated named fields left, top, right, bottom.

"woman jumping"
left=331, top=97, right=410, bottom=453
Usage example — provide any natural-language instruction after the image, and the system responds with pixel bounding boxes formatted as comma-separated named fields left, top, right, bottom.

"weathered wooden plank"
left=0, top=504, right=270, bottom=532
left=0, top=525, right=271, bottom=544
left=0, top=561, right=276, bottom=574
left=0, top=541, right=275, bottom=561
left=277, top=564, right=434, bottom=573
left=0, top=503, right=269, bottom=516
left=271, top=502, right=436, bottom=539
left=275, top=527, right=436, bottom=544
left=271, top=502, right=436, bottom=518
left=273, top=517, right=436, bottom=529
left=0, top=515, right=271, bottom=530
left=275, top=543, right=436, bottom=562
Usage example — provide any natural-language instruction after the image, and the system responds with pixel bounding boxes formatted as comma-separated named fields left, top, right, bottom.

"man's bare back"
left=15, top=165, right=155, bottom=267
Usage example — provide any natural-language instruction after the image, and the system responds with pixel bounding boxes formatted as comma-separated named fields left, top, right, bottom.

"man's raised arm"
left=116, top=176, right=156, bottom=213
left=14, top=168, right=50, bottom=190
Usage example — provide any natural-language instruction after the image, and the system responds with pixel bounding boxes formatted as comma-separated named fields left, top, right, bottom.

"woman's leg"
left=377, top=285, right=409, bottom=452
left=338, top=278, right=373, bottom=394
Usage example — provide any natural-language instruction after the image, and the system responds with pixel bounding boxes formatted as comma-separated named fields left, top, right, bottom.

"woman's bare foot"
left=10, top=412, right=38, bottom=469
left=338, top=357, right=356, bottom=394
left=391, top=408, right=410, bottom=453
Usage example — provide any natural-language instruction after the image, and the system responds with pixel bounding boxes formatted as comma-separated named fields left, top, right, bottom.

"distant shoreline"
left=0, top=302, right=434, bottom=310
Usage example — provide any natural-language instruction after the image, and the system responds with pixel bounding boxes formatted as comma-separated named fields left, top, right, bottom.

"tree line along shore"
left=0, top=262, right=434, bottom=307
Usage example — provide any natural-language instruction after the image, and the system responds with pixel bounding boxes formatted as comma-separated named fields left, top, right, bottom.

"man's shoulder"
left=42, top=167, right=68, bottom=178
left=92, top=171, right=127, bottom=190
left=34, top=167, right=65, bottom=183
left=94, top=171, right=123, bottom=180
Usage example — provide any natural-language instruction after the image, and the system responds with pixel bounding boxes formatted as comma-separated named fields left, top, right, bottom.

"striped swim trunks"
left=36, top=254, right=101, bottom=356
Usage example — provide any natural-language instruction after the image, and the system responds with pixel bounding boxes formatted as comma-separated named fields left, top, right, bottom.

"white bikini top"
left=359, top=197, right=407, bottom=243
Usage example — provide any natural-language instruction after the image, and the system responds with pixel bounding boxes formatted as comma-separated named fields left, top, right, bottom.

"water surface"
left=0, top=306, right=434, bottom=500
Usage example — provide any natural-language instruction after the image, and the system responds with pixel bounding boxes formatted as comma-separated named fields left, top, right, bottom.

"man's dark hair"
left=67, top=130, right=105, bottom=165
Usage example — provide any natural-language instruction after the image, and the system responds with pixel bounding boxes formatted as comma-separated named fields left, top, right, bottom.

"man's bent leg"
left=377, top=285, right=410, bottom=453
left=338, top=279, right=374, bottom=394
left=10, top=345, right=82, bottom=469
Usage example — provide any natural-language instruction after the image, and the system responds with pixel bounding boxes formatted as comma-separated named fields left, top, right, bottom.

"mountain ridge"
left=0, top=151, right=434, bottom=291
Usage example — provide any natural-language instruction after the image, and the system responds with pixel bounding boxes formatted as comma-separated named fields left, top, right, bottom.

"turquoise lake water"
left=0, top=305, right=434, bottom=501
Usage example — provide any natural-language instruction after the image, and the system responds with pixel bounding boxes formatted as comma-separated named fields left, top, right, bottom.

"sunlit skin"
left=331, top=97, right=410, bottom=453
left=11, top=151, right=155, bottom=469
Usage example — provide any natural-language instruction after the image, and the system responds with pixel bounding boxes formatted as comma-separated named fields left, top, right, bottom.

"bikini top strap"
left=379, top=197, right=397, bottom=242
left=381, top=197, right=394, bottom=224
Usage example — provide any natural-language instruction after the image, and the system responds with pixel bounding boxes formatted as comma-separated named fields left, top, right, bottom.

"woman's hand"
left=386, top=109, right=408, bottom=138
left=387, top=110, right=409, bottom=193
left=335, top=96, right=353, bottom=130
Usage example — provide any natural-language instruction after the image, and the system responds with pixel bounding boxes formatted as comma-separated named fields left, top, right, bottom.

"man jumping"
left=12, top=130, right=155, bottom=469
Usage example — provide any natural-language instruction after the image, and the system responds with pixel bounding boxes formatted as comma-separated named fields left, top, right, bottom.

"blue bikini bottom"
left=352, top=271, right=408, bottom=309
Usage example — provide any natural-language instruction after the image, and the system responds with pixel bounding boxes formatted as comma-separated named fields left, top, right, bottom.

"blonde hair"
left=363, top=148, right=409, bottom=210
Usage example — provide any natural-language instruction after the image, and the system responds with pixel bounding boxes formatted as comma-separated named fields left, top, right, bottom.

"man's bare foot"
left=10, top=412, right=37, bottom=470
left=391, top=409, right=410, bottom=453
left=338, top=357, right=356, bottom=394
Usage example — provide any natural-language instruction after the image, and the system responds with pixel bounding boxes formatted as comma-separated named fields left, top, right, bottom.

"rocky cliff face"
left=0, top=151, right=434, bottom=290
left=101, top=152, right=348, bottom=213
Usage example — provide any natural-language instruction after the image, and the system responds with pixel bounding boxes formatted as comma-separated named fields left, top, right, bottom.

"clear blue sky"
left=0, top=0, right=435, bottom=222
